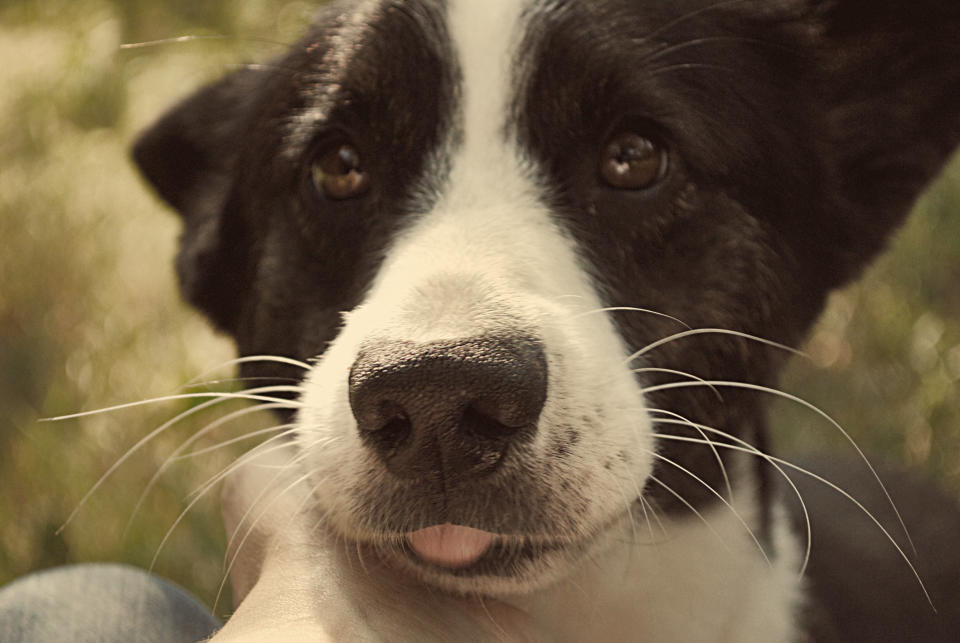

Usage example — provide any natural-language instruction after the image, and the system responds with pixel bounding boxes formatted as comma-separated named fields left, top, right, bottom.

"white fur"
left=515, top=489, right=804, bottom=642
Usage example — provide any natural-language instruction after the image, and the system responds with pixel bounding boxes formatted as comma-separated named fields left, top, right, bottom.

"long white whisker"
left=477, top=594, right=511, bottom=641
left=222, top=433, right=338, bottom=567
left=653, top=431, right=933, bottom=608
left=650, top=413, right=811, bottom=576
left=641, top=379, right=915, bottom=555
left=123, top=403, right=294, bottom=540
left=646, top=407, right=733, bottom=502
left=608, top=471, right=641, bottom=548
left=571, top=306, right=690, bottom=329
left=150, top=438, right=301, bottom=571
left=626, top=328, right=805, bottom=364
left=43, top=387, right=304, bottom=422
left=58, top=386, right=298, bottom=533
left=181, top=355, right=312, bottom=388
left=175, top=425, right=296, bottom=461
left=646, top=474, right=731, bottom=553
left=633, top=367, right=723, bottom=401
left=647, top=451, right=770, bottom=567
left=215, top=464, right=327, bottom=611
left=636, top=495, right=658, bottom=544
left=185, top=434, right=306, bottom=504
left=639, top=496, right=667, bottom=539
left=119, top=34, right=292, bottom=50
left=180, top=376, right=301, bottom=391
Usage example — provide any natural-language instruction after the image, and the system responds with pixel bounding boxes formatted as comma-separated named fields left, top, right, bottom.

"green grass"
left=1, top=0, right=958, bottom=617
left=0, top=0, right=315, bottom=616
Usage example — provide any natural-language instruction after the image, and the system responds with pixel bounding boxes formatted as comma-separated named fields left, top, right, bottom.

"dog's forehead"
left=292, top=0, right=760, bottom=175
left=285, top=0, right=554, bottom=206
left=298, top=0, right=539, bottom=131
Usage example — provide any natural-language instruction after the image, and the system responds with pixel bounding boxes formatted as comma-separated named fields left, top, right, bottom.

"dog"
left=132, top=0, right=960, bottom=640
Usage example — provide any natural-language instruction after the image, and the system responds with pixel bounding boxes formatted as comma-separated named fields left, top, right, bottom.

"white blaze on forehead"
left=444, top=0, right=533, bottom=206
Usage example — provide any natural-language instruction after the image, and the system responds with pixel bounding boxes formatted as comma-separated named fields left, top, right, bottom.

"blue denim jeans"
left=0, top=564, right=221, bottom=642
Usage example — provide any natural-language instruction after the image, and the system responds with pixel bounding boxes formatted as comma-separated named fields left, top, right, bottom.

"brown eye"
left=600, top=132, right=666, bottom=190
left=312, top=142, right=371, bottom=200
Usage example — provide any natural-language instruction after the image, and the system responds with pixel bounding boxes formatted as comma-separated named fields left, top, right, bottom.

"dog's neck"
left=513, top=491, right=803, bottom=642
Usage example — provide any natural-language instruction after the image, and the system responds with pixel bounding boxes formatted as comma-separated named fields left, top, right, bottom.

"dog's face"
left=134, top=0, right=959, bottom=595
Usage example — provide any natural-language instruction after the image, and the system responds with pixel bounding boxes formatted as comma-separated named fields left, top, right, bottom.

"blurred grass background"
left=0, top=0, right=958, bottom=617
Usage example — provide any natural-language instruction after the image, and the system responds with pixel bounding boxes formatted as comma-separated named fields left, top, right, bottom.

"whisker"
left=632, top=367, right=723, bottom=401
left=220, top=455, right=309, bottom=569
left=635, top=495, right=658, bottom=545
left=179, top=376, right=301, bottom=391
left=646, top=407, right=733, bottom=505
left=627, top=328, right=805, bottom=364
left=43, top=387, right=304, bottom=422
left=215, top=473, right=328, bottom=613
left=641, top=379, right=915, bottom=555
left=57, top=386, right=299, bottom=533
left=571, top=306, right=690, bottom=329
left=224, top=63, right=303, bottom=75
left=355, top=538, right=372, bottom=579
left=215, top=462, right=330, bottom=611
left=222, top=433, right=337, bottom=565
left=175, top=425, right=296, bottom=461
left=213, top=470, right=319, bottom=609
left=476, top=595, right=511, bottom=641
left=647, top=451, right=770, bottom=567
left=653, top=431, right=933, bottom=607
left=646, top=474, right=731, bottom=553
left=609, top=471, right=641, bottom=548
left=186, top=433, right=313, bottom=505
left=639, top=496, right=667, bottom=540
left=182, top=355, right=311, bottom=388
left=123, top=402, right=294, bottom=540
left=650, top=414, right=811, bottom=576
left=150, top=438, right=303, bottom=571
left=120, top=34, right=291, bottom=50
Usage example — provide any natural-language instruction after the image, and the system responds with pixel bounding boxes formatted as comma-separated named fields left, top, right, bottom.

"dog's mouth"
left=396, top=525, right=572, bottom=580
left=406, top=524, right=496, bottom=568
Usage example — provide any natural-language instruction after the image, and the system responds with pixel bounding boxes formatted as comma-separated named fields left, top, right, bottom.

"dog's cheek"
left=293, top=331, right=372, bottom=532
left=531, top=311, right=657, bottom=525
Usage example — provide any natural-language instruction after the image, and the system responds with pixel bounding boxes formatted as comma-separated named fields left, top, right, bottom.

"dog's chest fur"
left=134, top=0, right=960, bottom=640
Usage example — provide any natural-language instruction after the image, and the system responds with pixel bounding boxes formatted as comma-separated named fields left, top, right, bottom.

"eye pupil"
left=600, top=132, right=665, bottom=190
left=313, top=142, right=370, bottom=200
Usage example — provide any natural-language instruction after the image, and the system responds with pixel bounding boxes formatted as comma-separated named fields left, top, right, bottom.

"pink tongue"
left=407, top=524, right=495, bottom=568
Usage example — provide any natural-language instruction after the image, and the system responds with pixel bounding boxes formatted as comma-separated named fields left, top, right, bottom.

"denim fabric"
left=0, top=564, right=221, bottom=642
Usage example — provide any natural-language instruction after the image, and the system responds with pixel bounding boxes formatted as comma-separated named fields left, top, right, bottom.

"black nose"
left=348, top=335, right=548, bottom=481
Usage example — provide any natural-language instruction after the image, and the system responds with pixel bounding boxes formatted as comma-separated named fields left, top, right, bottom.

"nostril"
left=365, top=408, right=413, bottom=455
left=461, top=404, right=520, bottom=440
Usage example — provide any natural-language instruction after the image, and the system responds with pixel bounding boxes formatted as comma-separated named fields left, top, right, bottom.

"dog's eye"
left=312, top=143, right=371, bottom=200
left=600, top=132, right=667, bottom=190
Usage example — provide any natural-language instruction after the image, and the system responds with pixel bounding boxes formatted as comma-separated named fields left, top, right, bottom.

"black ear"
left=132, top=67, right=268, bottom=334
left=806, top=0, right=960, bottom=283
